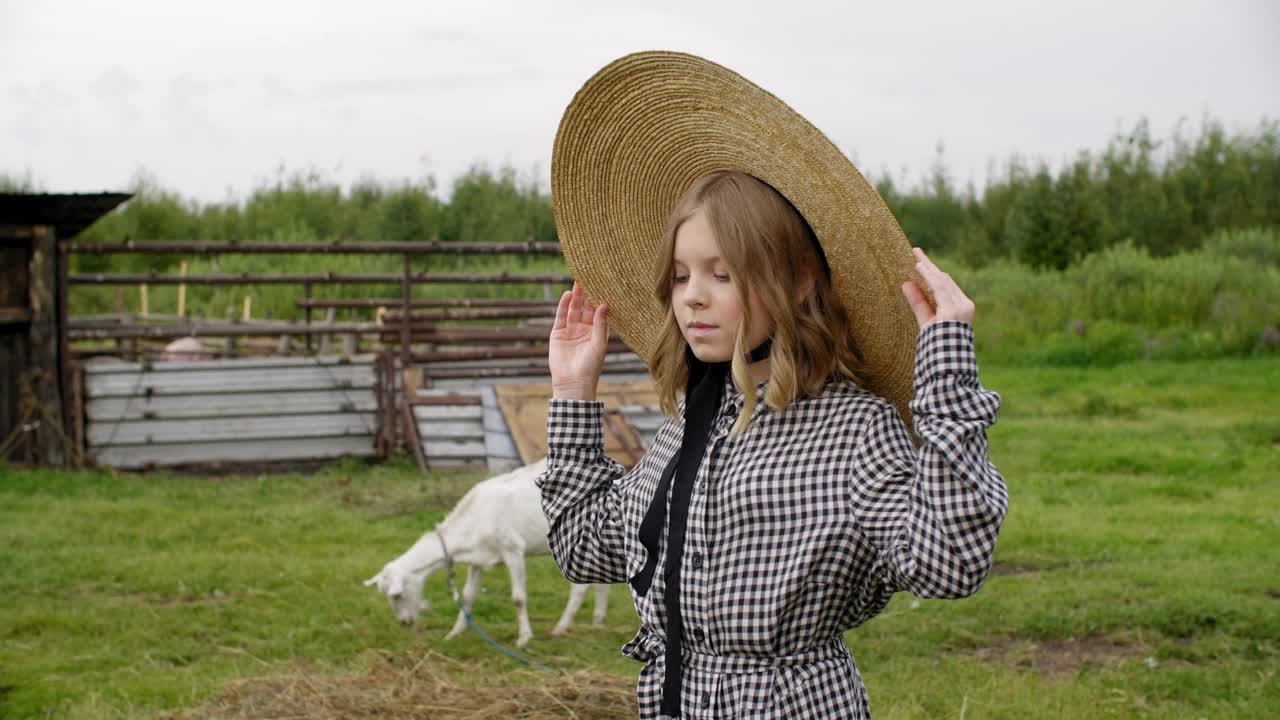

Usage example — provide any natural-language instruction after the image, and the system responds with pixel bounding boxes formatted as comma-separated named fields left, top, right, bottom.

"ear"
left=386, top=575, right=405, bottom=596
left=363, top=570, right=383, bottom=587
left=794, top=266, right=816, bottom=305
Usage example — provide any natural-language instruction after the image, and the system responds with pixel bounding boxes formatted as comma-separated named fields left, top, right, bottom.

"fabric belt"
left=629, top=635, right=850, bottom=675
left=685, top=637, right=850, bottom=675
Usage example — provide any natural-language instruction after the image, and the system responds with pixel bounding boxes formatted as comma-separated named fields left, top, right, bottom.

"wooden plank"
left=416, top=421, right=484, bottom=440
left=410, top=404, right=484, bottom=421
left=409, top=393, right=482, bottom=407
left=483, top=430, right=520, bottom=460
left=493, top=380, right=659, bottom=466
left=85, top=365, right=376, bottom=397
left=425, top=372, right=652, bottom=391
left=621, top=409, right=667, bottom=433
left=426, top=457, right=488, bottom=470
left=0, top=307, right=31, bottom=324
left=87, top=412, right=376, bottom=446
left=480, top=385, right=522, bottom=467
left=423, top=439, right=486, bottom=458
left=29, top=226, right=65, bottom=464
left=83, top=354, right=377, bottom=374
left=65, top=240, right=562, bottom=255
left=89, top=435, right=374, bottom=469
left=482, top=406, right=507, bottom=433
left=86, top=390, right=377, bottom=421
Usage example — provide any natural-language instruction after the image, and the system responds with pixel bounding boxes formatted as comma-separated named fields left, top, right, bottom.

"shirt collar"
left=719, top=371, right=770, bottom=419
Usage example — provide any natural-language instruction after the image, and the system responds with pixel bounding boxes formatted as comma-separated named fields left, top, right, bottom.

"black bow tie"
left=630, top=336, right=772, bottom=718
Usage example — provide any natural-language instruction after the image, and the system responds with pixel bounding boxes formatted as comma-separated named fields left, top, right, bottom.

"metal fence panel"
left=84, top=356, right=377, bottom=468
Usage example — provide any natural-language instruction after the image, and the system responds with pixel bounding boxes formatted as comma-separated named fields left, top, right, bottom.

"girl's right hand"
left=549, top=282, right=609, bottom=400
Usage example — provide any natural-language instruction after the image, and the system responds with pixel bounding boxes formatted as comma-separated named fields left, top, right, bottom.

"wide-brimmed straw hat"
left=551, top=51, right=927, bottom=421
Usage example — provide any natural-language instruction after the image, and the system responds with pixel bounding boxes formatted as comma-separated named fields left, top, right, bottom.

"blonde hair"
left=651, top=170, right=864, bottom=435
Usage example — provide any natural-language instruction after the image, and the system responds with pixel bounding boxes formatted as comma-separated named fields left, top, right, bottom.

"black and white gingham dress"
left=537, top=321, right=1008, bottom=718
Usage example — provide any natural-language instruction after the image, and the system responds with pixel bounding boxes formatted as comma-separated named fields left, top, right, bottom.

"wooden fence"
left=65, top=238, right=660, bottom=472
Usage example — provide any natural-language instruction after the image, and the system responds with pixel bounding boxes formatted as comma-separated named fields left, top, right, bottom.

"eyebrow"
left=672, top=255, right=723, bottom=265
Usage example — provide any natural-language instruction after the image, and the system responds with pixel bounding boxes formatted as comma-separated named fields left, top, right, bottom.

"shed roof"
left=0, top=192, right=132, bottom=241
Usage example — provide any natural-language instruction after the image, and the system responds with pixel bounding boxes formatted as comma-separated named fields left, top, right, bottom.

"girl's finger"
left=901, top=281, right=933, bottom=328
left=553, top=290, right=572, bottom=331
left=567, top=282, right=582, bottom=325
left=914, top=247, right=941, bottom=273
left=591, top=302, right=609, bottom=348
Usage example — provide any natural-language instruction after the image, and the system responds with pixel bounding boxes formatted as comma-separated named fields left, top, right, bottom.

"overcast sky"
left=2, top=0, right=1276, bottom=204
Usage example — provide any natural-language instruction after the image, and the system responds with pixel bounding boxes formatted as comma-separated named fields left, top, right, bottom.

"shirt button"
left=701, top=691, right=711, bottom=709
left=693, top=626, right=705, bottom=642
left=691, top=552, right=703, bottom=569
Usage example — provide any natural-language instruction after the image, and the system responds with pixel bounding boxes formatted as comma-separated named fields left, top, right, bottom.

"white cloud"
left=2, top=0, right=1276, bottom=202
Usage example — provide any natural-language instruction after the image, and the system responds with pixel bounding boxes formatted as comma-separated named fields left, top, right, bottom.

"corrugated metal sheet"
left=617, top=404, right=666, bottom=449
left=84, top=355, right=377, bottom=468
left=411, top=389, right=490, bottom=471
left=83, top=350, right=664, bottom=472
left=412, top=382, right=665, bottom=475
left=421, top=351, right=651, bottom=390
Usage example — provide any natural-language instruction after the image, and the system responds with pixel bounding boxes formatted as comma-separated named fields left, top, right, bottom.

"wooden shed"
left=0, top=193, right=130, bottom=465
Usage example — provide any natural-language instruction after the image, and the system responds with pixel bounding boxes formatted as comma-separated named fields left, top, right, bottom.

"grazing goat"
left=364, top=458, right=609, bottom=647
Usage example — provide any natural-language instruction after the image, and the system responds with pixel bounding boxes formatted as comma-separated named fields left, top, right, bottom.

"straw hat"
left=551, top=51, right=928, bottom=421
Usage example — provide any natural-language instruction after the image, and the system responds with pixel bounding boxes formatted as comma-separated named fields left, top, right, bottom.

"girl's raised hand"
left=548, top=282, right=609, bottom=400
left=901, top=247, right=976, bottom=330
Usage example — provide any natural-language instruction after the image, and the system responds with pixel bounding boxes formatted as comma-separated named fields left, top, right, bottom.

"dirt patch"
left=160, top=650, right=636, bottom=720
left=969, top=635, right=1150, bottom=676
left=990, top=561, right=1043, bottom=577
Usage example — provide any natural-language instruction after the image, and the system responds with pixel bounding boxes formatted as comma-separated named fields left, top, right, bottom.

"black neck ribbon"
left=629, top=336, right=772, bottom=718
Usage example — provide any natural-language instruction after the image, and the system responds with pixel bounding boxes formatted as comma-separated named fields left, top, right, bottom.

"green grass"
left=2, top=358, right=1278, bottom=718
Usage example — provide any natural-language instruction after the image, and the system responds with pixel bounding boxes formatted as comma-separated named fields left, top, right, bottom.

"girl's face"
left=671, top=210, right=773, bottom=364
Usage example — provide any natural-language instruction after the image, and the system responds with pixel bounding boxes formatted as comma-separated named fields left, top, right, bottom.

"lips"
left=687, top=322, right=718, bottom=338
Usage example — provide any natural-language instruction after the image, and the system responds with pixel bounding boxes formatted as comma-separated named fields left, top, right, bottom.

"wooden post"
left=28, top=226, right=65, bottom=465
left=72, top=364, right=85, bottom=465
left=401, top=366, right=428, bottom=473
left=241, top=295, right=252, bottom=321
left=176, top=260, right=188, bottom=318
left=303, top=281, right=313, bottom=354
left=139, top=283, right=149, bottom=317
left=400, top=253, right=411, bottom=373
left=57, top=240, right=74, bottom=463
left=319, top=307, right=335, bottom=354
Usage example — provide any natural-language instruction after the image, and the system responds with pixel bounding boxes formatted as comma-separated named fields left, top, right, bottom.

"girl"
left=537, top=170, right=1007, bottom=718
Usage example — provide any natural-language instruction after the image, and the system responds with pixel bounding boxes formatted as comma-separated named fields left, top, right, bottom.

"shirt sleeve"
left=850, top=320, right=1009, bottom=599
left=535, top=398, right=634, bottom=585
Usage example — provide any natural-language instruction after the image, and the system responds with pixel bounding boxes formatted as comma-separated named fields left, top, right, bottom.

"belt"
left=627, top=634, right=850, bottom=675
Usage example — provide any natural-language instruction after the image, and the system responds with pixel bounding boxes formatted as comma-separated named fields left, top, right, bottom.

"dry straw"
left=552, top=51, right=927, bottom=420
left=163, top=650, right=637, bottom=719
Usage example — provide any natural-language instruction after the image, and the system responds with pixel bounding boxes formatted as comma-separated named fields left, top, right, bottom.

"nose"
left=682, top=274, right=708, bottom=309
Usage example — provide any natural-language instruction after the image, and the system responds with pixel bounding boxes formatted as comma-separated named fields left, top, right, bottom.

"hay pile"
left=163, top=650, right=637, bottom=719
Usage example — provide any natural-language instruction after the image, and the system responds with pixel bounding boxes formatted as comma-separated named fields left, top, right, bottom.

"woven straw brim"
left=551, top=51, right=925, bottom=422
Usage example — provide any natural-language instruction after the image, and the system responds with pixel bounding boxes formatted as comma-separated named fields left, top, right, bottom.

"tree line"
left=2, top=115, right=1274, bottom=273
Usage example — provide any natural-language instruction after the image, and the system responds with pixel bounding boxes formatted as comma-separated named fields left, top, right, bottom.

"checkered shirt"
left=537, top=320, right=1008, bottom=719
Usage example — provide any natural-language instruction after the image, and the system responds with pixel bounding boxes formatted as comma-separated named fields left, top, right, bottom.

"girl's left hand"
left=901, top=247, right=976, bottom=330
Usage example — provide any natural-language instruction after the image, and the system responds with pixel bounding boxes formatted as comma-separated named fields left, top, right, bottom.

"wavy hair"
left=650, top=170, right=864, bottom=435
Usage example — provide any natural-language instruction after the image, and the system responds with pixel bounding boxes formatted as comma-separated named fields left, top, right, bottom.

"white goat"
left=364, top=458, right=609, bottom=647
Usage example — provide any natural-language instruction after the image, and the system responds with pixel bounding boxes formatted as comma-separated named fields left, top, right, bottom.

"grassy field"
left=2, top=357, right=1278, bottom=718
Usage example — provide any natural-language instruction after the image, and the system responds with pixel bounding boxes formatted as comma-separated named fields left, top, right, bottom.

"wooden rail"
left=66, top=240, right=563, bottom=255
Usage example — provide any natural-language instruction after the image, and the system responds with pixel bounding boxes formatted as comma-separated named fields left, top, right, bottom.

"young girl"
left=537, top=170, right=1007, bottom=718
